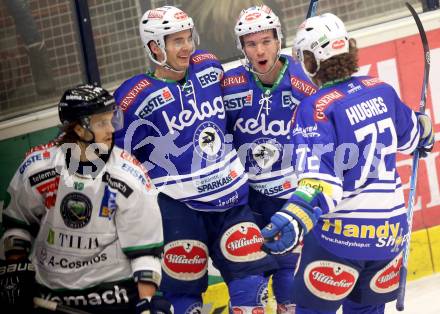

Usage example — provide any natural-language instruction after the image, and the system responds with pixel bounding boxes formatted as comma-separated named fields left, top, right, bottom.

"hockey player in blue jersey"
left=114, top=6, right=275, bottom=313
left=261, top=13, right=435, bottom=314
left=222, top=5, right=316, bottom=313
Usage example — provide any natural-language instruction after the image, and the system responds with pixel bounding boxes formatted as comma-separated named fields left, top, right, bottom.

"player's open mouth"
left=258, top=60, right=268, bottom=65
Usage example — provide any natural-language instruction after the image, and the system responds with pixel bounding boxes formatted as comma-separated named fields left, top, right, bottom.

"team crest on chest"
left=60, top=192, right=93, bottom=229
left=193, top=121, right=225, bottom=161
left=250, top=138, right=282, bottom=171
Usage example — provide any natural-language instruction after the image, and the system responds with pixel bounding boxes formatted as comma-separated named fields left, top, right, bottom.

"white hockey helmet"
left=234, top=5, right=283, bottom=51
left=139, top=6, right=197, bottom=67
left=293, top=13, right=349, bottom=76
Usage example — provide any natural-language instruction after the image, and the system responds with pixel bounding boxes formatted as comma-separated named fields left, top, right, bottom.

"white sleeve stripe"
left=322, top=206, right=406, bottom=219
left=342, top=181, right=402, bottom=197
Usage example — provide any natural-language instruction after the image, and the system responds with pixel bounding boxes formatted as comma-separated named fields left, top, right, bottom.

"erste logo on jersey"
left=135, top=86, right=174, bottom=118
left=221, top=74, right=247, bottom=88
left=20, top=151, right=51, bottom=174
left=162, top=240, right=208, bottom=281
left=314, top=90, right=344, bottom=121
left=370, top=253, right=402, bottom=293
left=193, top=121, right=225, bottom=161
left=304, top=260, right=358, bottom=300
left=121, top=163, right=151, bottom=188
left=220, top=222, right=266, bottom=262
left=250, top=138, right=282, bottom=171
left=196, top=67, right=222, bottom=88
left=281, top=91, right=300, bottom=109
left=290, top=76, right=316, bottom=96
left=119, top=78, right=152, bottom=111
left=224, top=90, right=253, bottom=111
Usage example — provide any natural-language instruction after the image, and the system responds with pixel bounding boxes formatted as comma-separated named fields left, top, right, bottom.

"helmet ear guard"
left=293, top=13, right=349, bottom=78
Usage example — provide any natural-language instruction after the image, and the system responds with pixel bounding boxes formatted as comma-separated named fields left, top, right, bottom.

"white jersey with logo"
left=2, top=142, right=163, bottom=290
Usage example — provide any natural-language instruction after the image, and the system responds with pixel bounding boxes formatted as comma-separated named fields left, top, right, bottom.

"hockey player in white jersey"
left=261, top=13, right=435, bottom=314
left=222, top=5, right=316, bottom=313
left=1, top=85, right=171, bottom=314
left=114, top=5, right=275, bottom=314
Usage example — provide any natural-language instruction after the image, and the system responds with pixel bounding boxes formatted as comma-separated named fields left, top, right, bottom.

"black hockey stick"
left=306, top=0, right=319, bottom=18
left=34, top=297, right=92, bottom=314
left=396, top=2, right=431, bottom=311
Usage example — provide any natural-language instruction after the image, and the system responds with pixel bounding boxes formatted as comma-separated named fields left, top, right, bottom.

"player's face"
left=88, top=111, right=115, bottom=150
left=164, top=29, right=194, bottom=71
left=242, top=30, right=280, bottom=73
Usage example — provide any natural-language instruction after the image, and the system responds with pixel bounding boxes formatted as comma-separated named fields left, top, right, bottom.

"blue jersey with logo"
left=291, top=76, right=420, bottom=260
left=222, top=55, right=316, bottom=199
left=114, top=50, right=247, bottom=212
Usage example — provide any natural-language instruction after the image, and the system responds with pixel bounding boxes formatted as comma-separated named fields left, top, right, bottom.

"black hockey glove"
left=0, top=259, right=36, bottom=311
left=136, top=295, right=174, bottom=314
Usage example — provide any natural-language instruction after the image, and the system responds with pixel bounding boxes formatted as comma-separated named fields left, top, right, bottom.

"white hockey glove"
left=416, top=112, right=435, bottom=157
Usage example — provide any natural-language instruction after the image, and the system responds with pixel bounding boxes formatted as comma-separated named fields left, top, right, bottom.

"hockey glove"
left=0, top=259, right=36, bottom=311
left=136, top=295, right=174, bottom=314
left=261, top=203, right=321, bottom=255
left=416, top=112, right=435, bottom=157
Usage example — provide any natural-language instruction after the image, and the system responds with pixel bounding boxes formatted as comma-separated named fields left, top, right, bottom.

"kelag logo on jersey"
left=135, top=87, right=174, bottom=118
left=196, top=67, right=223, bottom=88
left=281, top=91, right=300, bottom=109
left=224, top=90, right=253, bottom=110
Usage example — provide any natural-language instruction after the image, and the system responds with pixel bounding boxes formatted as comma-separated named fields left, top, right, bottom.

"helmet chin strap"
left=78, top=120, right=113, bottom=158
left=241, top=43, right=282, bottom=77
left=148, top=45, right=197, bottom=74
